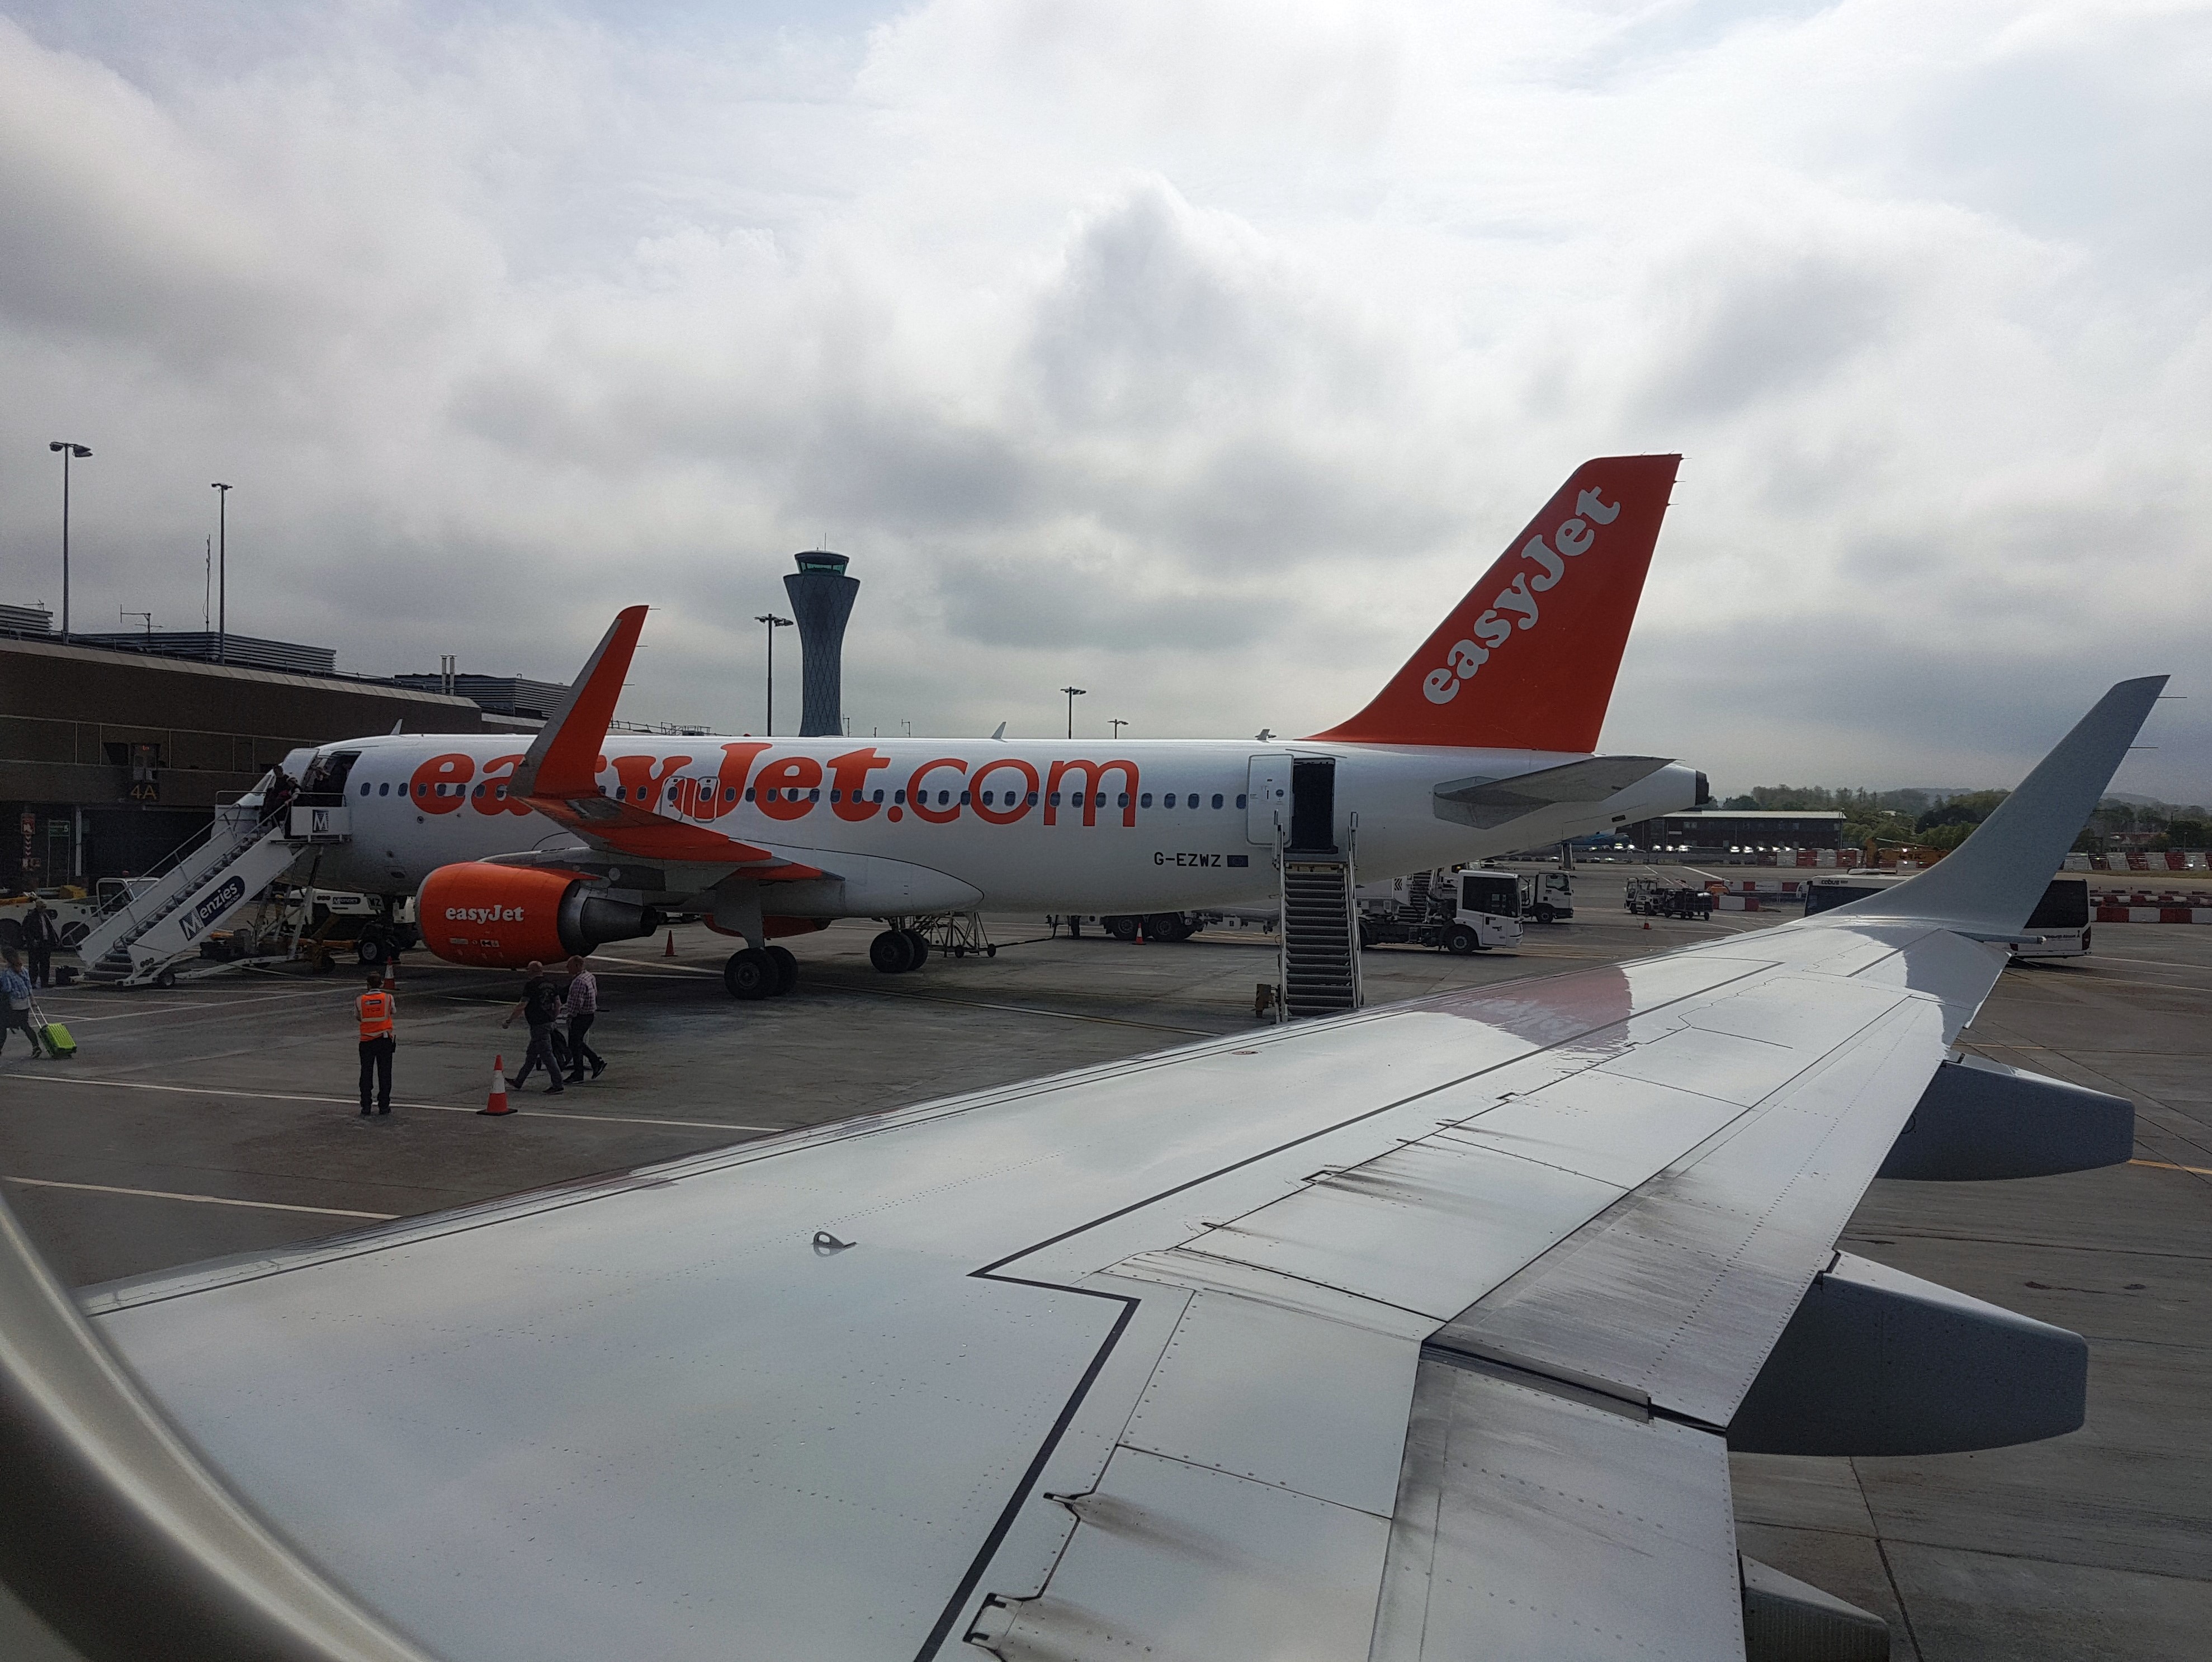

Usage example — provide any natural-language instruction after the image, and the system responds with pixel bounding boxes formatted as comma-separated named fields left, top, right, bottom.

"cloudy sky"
left=2, top=1, right=2206, bottom=798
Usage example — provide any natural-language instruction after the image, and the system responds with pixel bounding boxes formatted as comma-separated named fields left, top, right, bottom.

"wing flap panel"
left=972, top=1447, right=1391, bottom=1662
left=1372, top=1354, right=1743, bottom=1662
left=1118, top=1284, right=1425, bottom=1517
left=1195, top=1139, right=1623, bottom=1321
left=1440, top=996, right=1949, bottom=1425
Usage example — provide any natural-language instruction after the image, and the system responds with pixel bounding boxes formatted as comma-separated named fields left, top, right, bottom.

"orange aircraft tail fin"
left=1310, top=454, right=1679, bottom=752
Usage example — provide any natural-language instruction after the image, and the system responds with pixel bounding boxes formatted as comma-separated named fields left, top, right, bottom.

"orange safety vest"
left=357, top=991, right=395, bottom=1041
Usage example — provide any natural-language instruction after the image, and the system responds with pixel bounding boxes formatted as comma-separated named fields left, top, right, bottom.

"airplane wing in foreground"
left=0, top=680, right=2166, bottom=1661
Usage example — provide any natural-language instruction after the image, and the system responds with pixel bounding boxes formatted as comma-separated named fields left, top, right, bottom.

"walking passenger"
left=21, top=902, right=58, bottom=989
left=563, top=955, right=604, bottom=1082
left=502, top=961, right=567, bottom=1094
left=356, top=970, right=395, bottom=1115
left=0, top=951, right=43, bottom=1058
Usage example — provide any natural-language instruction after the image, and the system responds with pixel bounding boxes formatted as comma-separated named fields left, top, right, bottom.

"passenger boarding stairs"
left=76, top=803, right=315, bottom=988
left=1277, top=832, right=1362, bottom=1021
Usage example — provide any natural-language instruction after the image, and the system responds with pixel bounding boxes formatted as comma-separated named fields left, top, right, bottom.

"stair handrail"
left=81, top=776, right=283, bottom=926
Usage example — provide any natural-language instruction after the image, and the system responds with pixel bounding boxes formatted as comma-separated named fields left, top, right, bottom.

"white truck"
left=1356, top=868, right=1524, bottom=953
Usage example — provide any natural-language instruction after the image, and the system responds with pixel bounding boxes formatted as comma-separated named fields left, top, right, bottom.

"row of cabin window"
left=361, top=778, right=1251, bottom=812
left=608, top=785, right=1250, bottom=809
left=360, top=780, right=510, bottom=799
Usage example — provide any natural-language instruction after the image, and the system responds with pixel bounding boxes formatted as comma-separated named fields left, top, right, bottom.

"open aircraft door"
left=1246, top=752, right=1292, bottom=844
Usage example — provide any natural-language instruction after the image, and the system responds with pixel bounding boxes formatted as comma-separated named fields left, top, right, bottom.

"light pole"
left=755, top=613, right=793, bottom=734
left=1109, top=718, right=1128, bottom=739
left=1060, top=685, right=1086, bottom=739
left=48, top=442, right=91, bottom=642
left=210, top=483, right=232, bottom=663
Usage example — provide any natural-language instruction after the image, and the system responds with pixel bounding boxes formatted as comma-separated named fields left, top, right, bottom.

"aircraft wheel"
left=1144, top=913, right=1189, bottom=943
left=868, top=930, right=914, bottom=974
left=724, top=948, right=780, bottom=1000
left=767, top=945, right=798, bottom=993
left=901, top=929, right=932, bottom=970
left=1444, top=924, right=1480, bottom=957
left=1103, top=915, right=1139, bottom=942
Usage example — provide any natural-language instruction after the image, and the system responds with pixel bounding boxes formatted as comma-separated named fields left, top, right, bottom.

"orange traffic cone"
left=1135, top=917, right=1146, bottom=945
left=381, top=960, right=397, bottom=992
left=1642, top=920, right=1651, bottom=930
left=664, top=929, right=676, bottom=958
left=480, top=1055, right=513, bottom=1116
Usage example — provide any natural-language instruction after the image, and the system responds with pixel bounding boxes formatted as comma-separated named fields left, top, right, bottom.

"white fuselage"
left=282, top=734, right=1696, bottom=917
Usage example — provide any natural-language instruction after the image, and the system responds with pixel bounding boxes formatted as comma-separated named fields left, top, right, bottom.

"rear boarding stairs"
left=1272, top=755, right=1363, bottom=1022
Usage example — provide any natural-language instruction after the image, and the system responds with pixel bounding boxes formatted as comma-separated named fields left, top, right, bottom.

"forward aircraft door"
left=1246, top=752, right=1292, bottom=844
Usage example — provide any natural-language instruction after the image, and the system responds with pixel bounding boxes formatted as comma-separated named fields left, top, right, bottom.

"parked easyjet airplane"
left=272, top=456, right=1706, bottom=997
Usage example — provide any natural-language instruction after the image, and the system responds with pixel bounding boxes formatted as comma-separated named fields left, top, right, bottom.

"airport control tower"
left=783, top=550, right=859, bottom=737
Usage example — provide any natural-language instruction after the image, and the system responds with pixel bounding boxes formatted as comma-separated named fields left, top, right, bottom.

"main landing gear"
left=868, top=927, right=932, bottom=975
left=724, top=944, right=799, bottom=1000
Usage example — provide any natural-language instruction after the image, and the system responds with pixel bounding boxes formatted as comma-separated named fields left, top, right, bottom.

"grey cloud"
left=1638, top=249, right=1895, bottom=422
left=935, top=552, right=1295, bottom=652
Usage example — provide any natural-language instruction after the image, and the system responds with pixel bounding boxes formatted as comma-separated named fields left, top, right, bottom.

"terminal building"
left=1, top=627, right=524, bottom=890
left=1612, top=808, right=1848, bottom=859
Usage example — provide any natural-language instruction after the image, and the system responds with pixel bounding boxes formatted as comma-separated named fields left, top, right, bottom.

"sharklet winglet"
left=1822, top=675, right=2168, bottom=935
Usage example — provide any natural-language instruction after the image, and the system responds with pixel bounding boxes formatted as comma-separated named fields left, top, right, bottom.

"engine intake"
left=418, top=863, right=662, bottom=968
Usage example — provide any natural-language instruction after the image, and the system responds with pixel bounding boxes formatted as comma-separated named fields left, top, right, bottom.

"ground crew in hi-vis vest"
left=357, top=973, right=395, bottom=1116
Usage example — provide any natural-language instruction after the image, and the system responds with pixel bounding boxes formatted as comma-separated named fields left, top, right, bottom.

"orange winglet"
left=509, top=606, right=649, bottom=802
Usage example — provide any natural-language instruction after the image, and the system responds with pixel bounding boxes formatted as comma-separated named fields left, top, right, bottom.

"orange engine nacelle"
left=418, top=863, right=663, bottom=969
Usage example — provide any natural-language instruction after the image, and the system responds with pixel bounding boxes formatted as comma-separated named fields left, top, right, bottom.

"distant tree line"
left=1717, top=785, right=2210, bottom=853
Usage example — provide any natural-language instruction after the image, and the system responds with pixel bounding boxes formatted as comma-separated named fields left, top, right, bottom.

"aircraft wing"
left=0, top=681, right=2163, bottom=1661
left=500, top=606, right=824, bottom=887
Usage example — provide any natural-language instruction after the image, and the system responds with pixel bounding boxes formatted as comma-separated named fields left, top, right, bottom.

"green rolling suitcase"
left=29, top=1003, right=74, bottom=1059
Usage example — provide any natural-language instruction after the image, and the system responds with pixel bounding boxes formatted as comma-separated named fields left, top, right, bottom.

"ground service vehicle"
left=1625, top=877, right=1714, bottom=919
left=1358, top=867, right=1523, bottom=952
left=1521, top=869, right=1573, bottom=922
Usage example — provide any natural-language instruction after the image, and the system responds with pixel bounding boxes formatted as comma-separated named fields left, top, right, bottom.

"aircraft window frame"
left=1212, top=793, right=1224, bottom=809
left=1026, top=792, right=1038, bottom=807
left=358, top=783, right=370, bottom=797
left=1118, top=792, right=1129, bottom=808
left=1140, top=792, right=1152, bottom=808
left=380, top=782, right=390, bottom=796
left=744, top=788, right=755, bottom=802
left=893, top=789, right=906, bottom=805
left=1236, top=793, right=1248, bottom=808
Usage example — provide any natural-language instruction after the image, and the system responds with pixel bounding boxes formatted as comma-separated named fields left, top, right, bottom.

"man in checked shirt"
left=561, top=954, right=606, bottom=1083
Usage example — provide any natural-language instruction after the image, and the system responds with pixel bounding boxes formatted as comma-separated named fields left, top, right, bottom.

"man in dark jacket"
left=21, top=903, right=59, bottom=989
left=501, top=961, right=567, bottom=1095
